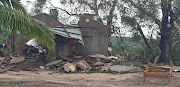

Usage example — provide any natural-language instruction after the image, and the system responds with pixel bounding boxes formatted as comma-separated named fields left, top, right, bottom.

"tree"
left=31, top=0, right=47, bottom=15
left=121, top=0, right=160, bottom=52
left=49, top=8, right=59, bottom=20
left=0, top=0, right=55, bottom=51
left=158, top=0, right=174, bottom=63
left=28, top=0, right=180, bottom=64
left=121, top=0, right=180, bottom=64
left=43, top=0, right=120, bottom=33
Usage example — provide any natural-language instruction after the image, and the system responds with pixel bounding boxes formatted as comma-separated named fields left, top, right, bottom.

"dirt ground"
left=0, top=70, right=180, bottom=87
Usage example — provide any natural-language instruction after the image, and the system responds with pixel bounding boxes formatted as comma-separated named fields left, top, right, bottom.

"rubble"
left=92, top=62, right=104, bottom=66
left=101, top=65, right=143, bottom=74
left=60, top=56, right=73, bottom=62
left=89, top=54, right=112, bottom=61
left=45, top=60, right=62, bottom=67
left=108, top=56, right=118, bottom=60
left=0, top=53, right=144, bottom=74
left=63, top=62, right=76, bottom=72
left=0, top=57, right=5, bottom=65
left=39, top=66, right=45, bottom=69
left=0, top=66, right=15, bottom=73
left=10, top=56, right=25, bottom=64
left=76, top=60, right=91, bottom=71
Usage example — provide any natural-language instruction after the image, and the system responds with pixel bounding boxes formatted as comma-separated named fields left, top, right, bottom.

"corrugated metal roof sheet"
left=50, top=25, right=84, bottom=45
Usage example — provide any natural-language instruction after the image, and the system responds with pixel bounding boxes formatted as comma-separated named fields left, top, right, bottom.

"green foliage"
left=172, top=43, right=180, bottom=66
left=60, top=0, right=67, bottom=4
left=120, top=0, right=160, bottom=30
left=138, top=39, right=160, bottom=64
left=49, top=9, right=59, bottom=20
left=111, top=36, right=160, bottom=64
left=121, top=16, right=137, bottom=27
left=132, top=32, right=141, bottom=41
left=111, top=37, right=143, bottom=61
left=0, top=84, right=23, bottom=87
left=111, top=36, right=180, bottom=65
left=32, top=0, right=47, bottom=14
left=0, top=0, right=55, bottom=51
left=0, top=29, right=11, bottom=44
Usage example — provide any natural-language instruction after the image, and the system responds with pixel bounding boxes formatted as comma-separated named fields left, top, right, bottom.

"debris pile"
left=0, top=54, right=144, bottom=74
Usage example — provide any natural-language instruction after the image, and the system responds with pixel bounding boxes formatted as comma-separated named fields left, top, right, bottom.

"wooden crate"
left=143, top=61, right=173, bottom=82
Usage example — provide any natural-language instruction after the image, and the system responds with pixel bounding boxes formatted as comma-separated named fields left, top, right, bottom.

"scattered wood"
left=0, top=51, right=136, bottom=74
left=10, top=56, right=25, bottom=64
left=45, top=60, right=62, bottom=67
left=0, top=57, right=5, bottom=65
left=77, top=60, right=91, bottom=71
left=0, top=57, right=5, bottom=61
left=63, top=62, right=76, bottom=72
left=92, top=62, right=104, bottom=66
left=89, top=54, right=112, bottom=63
left=105, top=63, right=113, bottom=66
left=0, top=66, right=16, bottom=73
left=73, top=56, right=83, bottom=59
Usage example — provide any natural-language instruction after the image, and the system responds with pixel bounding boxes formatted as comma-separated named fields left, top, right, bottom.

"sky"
left=21, top=0, right=35, bottom=13
left=21, top=0, right=60, bottom=13
left=21, top=0, right=159, bottom=39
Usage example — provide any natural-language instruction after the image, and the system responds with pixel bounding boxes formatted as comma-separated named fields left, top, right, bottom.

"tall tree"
left=121, top=0, right=160, bottom=51
left=158, top=0, right=174, bottom=63
left=121, top=0, right=180, bottom=64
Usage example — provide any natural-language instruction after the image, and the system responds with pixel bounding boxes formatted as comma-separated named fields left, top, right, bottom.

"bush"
left=111, top=38, right=160, bottom=64
left=171, top=43, right=180, bottom=66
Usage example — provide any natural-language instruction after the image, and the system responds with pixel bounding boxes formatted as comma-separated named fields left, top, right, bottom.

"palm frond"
left=0, top=0, right=55, bottom=50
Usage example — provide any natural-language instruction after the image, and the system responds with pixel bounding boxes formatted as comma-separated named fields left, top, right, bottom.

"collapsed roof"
left=50, top=25, right=84, bottom=45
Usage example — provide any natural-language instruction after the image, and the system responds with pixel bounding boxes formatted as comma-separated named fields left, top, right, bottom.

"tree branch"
left=171, top=39, right=180, bottom=50
left=137, top=25, right=152, bottom=50
left=47, top=1, right=78, bottom=16
left=93, top=0, right=103, bottom=22
left=174, top=21, right=180, bottom=31
left=107, top=0, right=118, bottom=27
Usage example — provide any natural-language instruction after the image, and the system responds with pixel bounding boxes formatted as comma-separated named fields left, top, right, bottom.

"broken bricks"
left=63, top=62, right=76, bottom=72
left=76, top=60, right=91, bottom=71
left=62, top=60, right=92, bottom=72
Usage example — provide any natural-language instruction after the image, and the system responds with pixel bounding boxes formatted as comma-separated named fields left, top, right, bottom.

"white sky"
left=21, top=0, right=60, bottom=13
left=21, top=0, right=159, bottom=39
left=21, top=0, right=35, bottom=13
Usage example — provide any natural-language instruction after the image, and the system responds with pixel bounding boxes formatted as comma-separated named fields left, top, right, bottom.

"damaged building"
left=16, top=13, right=109, bottom=61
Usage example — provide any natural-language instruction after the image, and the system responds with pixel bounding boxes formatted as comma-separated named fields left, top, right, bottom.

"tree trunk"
left=158, top=0, right=173, bottom=64
left=107, top=0, right=118, bottom=36
left=137, top=25, right=152, bottom=50
left=107, top=0, right=118, bottom=47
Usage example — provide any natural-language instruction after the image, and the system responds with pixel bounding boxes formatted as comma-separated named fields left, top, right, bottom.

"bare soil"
left=0, top=70, right=180, bottom=87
